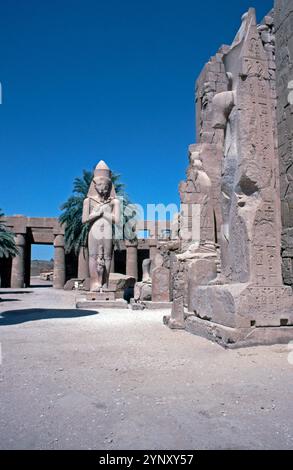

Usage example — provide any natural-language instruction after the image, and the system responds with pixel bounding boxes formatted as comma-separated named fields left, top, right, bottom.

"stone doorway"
left=29, top=245, right=54, bottom=288
left=1, top=216, right=65, bottom=289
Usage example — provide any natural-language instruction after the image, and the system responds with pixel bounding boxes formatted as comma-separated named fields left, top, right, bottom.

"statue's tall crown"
left=94, top=160, right=112, bottom=180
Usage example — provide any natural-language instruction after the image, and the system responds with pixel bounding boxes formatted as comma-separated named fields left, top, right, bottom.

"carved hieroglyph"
left=275, top=0, right=293, bottom=288
left=208, top=10, right=281, bottom=286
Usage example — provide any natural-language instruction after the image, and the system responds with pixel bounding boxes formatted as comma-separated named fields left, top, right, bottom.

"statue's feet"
left=102, top=284, right=111, bottom=292
left=90, top=281, right=103, bottom=292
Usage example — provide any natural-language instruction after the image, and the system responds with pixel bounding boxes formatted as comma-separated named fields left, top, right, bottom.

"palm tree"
left=59, top=169, right=136, bottom=255
left=0, top=210, right=18, bottom=258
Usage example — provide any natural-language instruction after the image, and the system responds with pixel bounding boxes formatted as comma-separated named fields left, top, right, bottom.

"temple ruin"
left=163, top=1, right=293, bottom=346
left=0, top=216, right=171, bottom=289
left=1, top=0, right=292, bottom=348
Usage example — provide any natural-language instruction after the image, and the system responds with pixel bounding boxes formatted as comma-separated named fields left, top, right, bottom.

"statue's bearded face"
left=94, top=177, right=111, bottom=198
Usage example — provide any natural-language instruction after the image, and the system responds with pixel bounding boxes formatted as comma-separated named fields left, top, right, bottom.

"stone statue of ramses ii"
left=82, top=160, right=120, bottom=292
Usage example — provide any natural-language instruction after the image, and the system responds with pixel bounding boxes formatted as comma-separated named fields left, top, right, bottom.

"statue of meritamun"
left=82, top=160, right=120, bottom=292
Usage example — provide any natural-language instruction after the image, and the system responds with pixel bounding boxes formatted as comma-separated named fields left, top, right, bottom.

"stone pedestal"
left=11, top=234, right=26, bottom=289
left=87, top=291, right=116, bottom=301
left=185, top=316, right=293, bottom=349
left=130, top=299, right=172, bottom=310
left=76, top=273, right=135, bottom=309
left=126, top=241, right=138, bottom=280
left=76, top=289, right=128, bottom=309
left=53, top=234, right=65, bottom=289
left=189, top=283, right=293, bottom=329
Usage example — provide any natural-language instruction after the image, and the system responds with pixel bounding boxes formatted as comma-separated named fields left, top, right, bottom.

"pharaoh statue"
left=82, top=160, right=120, bottom=292
left=178, top=144, right=216, bottom=259
left=163, top=144, right=218, bottom=328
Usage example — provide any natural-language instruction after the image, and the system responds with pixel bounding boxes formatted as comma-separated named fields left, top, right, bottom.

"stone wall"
left=275, top=0, right=293, bottom=287
left=165, top=6, right=293, bottom=347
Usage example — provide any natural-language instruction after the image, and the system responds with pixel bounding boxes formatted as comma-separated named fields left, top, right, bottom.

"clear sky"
left=0, top=0, right=273, bottom=258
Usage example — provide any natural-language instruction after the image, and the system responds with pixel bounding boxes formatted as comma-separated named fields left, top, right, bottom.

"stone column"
left=149, top=240, right=158, bottom=273
left=24, top=242, right=31, bottom=288
left=126, top=241, right=138, bottom=280
left=78, top=246, right=89, bottom=279
left=53, top=234, right=65, bottom=289
left=11, top=234, right=26, bottom=289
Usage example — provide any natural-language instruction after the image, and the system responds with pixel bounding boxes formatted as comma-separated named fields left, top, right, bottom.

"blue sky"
left=0, top=0, right=273, bottom=258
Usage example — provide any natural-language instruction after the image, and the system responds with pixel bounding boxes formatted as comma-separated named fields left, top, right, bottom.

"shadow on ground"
left=0, top=291, right=33, bottom=295
left=0, top=309, right=98, bottom=326
left=29, top=285, right=53, bottom=288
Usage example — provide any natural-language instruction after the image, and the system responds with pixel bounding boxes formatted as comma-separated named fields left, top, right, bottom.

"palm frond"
left=0, top=209, right=18, bottom=258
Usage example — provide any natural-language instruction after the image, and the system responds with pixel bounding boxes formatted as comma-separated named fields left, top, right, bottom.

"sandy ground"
left=0, top=283, right=293, bottom=450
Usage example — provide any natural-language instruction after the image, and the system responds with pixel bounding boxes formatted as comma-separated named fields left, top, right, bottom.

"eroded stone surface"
left=166, top=5, right=293, bottom=345
left=275, top=0, right=293, bottom=288
left=152, top=266, right=171, bottom=303
left=133, top=259, right=152, bottom=305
